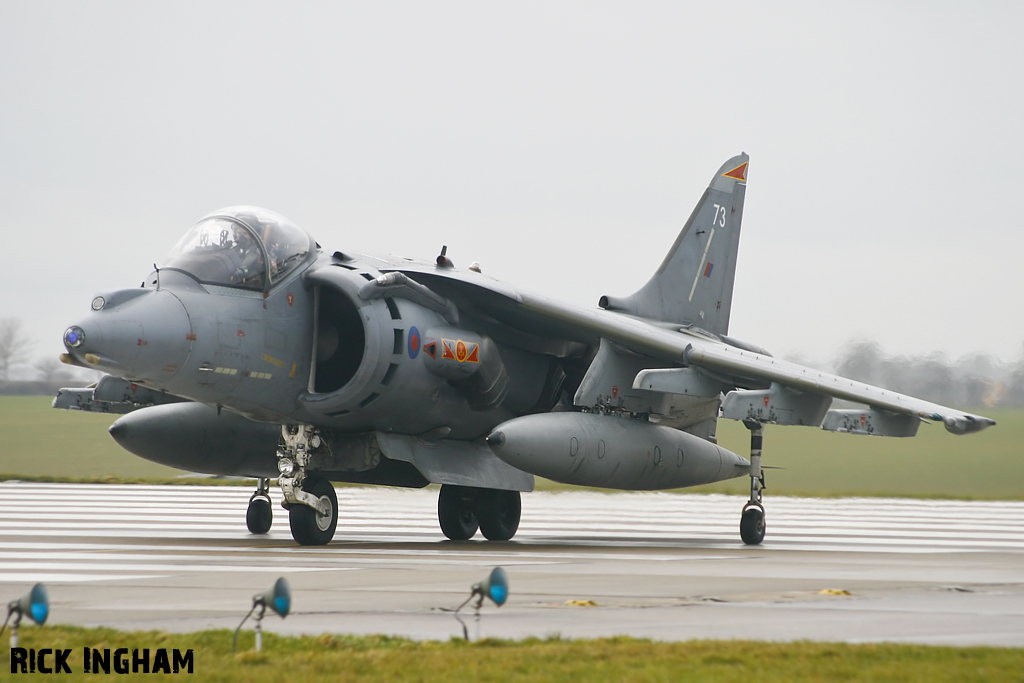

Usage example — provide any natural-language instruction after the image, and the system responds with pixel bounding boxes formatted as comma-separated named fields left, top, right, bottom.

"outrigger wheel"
left=288, top=476, right=338, bottom=546
left=740, top=420, right=767, bottom=546
left=246, top=477, right=273, bottom=535
left=740, top=503, right=766, bottom=545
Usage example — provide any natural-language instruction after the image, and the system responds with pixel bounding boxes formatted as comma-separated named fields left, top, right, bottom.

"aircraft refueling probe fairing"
left=55, top=154, right=995, bottom=546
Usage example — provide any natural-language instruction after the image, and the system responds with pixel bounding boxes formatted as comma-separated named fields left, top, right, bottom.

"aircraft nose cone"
left=486, top=431, right=505, bottom=448
left=66, top=289, right=192, bottom=381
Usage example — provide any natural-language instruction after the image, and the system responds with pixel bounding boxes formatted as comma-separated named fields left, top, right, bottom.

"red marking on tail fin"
left=722, top=162, right=748, bottom=181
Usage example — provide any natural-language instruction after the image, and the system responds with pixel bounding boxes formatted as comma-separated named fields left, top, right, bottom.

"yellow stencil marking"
left=261, top=353, right=286, bottom=368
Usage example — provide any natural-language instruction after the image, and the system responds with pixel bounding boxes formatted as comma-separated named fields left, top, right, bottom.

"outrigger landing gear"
left=246, top=477, right=273, bottom=535
left=740, top=419, right=766, bottom=546
left=276, top=425, right=339, bottom=546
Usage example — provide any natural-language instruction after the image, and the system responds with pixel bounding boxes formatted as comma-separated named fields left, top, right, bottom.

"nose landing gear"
left=740, top=420, right=766, bottom=546
left=246, top=477, right=273, bottom=535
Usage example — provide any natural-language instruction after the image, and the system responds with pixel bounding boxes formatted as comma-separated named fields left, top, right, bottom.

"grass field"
left=1, top=397, right=1021, bottom=499
left=3, top=626, right=1022, bottom=682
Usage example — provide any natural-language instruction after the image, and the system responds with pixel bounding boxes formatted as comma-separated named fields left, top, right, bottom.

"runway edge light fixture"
left=233, top=577, right=290, bottom=653
left=1, top=583, right=49, bottom=648
left=451, top=567, right=508, bottom=640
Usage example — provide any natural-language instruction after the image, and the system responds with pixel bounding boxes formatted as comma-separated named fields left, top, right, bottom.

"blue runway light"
left=3, top=583, right=49, bottom=648
left=270, top=578, right=291, bottom=617
left=15, top=583, right=48, bottom=626
left=29, top=583, right=48, bottom=625
left=484, top=567, right=508, bottom=606
left=233, top=577, right=291, bottom=653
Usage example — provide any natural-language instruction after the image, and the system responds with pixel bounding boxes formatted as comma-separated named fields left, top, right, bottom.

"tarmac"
left=1, top=482, right=1022, bottom=646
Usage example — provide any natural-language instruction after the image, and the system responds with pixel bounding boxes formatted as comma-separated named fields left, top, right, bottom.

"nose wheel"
left=246, top=478, right=273, bottom=535
left=740, top=420, right=767, bottom=546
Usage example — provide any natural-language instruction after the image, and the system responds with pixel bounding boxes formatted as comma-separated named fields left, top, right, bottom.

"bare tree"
left=34, top=356, right=74, bottom=383
left=0, top=318, right=33, bottom=381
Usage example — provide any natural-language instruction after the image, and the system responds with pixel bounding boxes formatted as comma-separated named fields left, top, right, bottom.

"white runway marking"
left=1, top=483, right=1022, bottom=645
left=0, top=482, right=1022, bottom=584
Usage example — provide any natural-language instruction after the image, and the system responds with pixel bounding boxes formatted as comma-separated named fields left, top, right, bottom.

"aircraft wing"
left=683, top=343, right=996, bottom=435
left=386, top=266, right=995, bottom=437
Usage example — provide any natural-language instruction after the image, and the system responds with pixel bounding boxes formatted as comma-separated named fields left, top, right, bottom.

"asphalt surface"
left=1, top=482, right=1022, bottom=646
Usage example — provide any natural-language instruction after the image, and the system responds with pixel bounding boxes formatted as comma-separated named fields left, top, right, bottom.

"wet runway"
left=1, top=482, right=1022, bottom=646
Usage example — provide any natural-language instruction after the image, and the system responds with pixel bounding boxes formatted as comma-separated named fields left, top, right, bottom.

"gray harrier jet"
left=55, top=154, right=995, bottom=546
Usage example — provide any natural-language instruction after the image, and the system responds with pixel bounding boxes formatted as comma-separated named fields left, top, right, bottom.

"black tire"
left=740, top=506, right=766, bottom=545
left=246, top=497, right=273, bottom=535
left=438, top=485, right=478, bottom=540
left=476, top=489, right=521, bottom=541
left=289, top=477, right=338, bottom=546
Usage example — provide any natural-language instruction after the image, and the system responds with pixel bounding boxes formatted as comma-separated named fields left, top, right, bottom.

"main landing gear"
left=274, top=425, right=339, bottom=546
left=438, top=484, right=521, bottom=541
left=740, top=420, right=766, bottom=546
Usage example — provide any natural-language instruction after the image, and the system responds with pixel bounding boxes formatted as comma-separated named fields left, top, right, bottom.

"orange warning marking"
left=466, top=344, right=479, bottom=363
left=722, top=162, right=748, bottom=182
left=441, top=340, right=455, bottom=360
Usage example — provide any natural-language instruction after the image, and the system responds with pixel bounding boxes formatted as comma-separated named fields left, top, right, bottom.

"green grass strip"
left=3, top=626, right=1022, bottom=682
left=4, top=396, right=1023, bottom=499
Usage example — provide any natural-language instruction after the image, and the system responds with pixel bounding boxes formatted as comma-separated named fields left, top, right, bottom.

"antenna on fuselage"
left=436, top=245, right=454, bottom=268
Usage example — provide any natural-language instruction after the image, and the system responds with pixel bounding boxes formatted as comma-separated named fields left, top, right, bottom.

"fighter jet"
left=54, top=154, right=995, bottom=546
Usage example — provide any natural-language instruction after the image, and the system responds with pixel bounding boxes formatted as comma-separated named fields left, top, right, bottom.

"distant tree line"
left=834, top=342, right=1024, bottom=409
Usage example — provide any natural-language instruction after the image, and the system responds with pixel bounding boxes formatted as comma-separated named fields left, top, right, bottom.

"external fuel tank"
left=486, top=412, right=749, bottom=490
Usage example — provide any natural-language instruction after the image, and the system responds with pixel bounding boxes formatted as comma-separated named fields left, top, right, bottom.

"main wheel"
left=289, top=477, right=338, bottom=546
left=246, top=496, right=273, bottom=535
left=438, top=485, right=478, bottom=540
left=476, top=489, right=521, bottom=541
left=740, top=505, right=766, bottom=545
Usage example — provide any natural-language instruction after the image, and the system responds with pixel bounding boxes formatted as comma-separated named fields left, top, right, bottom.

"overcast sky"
left=2, top=1, right=1022, bottom=378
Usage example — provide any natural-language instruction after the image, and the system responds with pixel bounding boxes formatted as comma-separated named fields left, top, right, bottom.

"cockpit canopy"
left=164, top=207, right=313, bottom=291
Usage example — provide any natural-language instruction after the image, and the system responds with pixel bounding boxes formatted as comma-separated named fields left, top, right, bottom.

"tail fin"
left=599, top=153, right=748, bottom=336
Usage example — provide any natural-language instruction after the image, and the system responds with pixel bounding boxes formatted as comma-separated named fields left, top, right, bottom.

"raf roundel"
left=408, top=326, right=421, bottom=359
